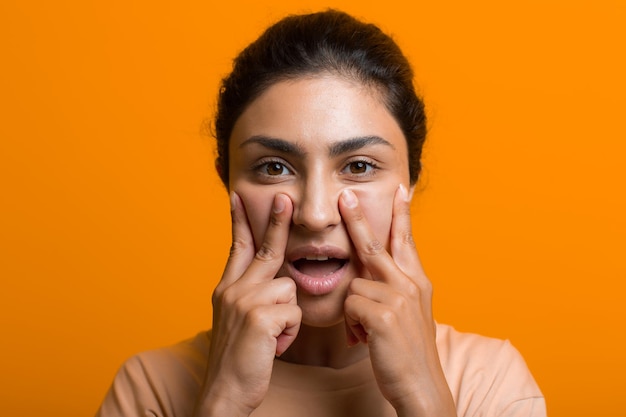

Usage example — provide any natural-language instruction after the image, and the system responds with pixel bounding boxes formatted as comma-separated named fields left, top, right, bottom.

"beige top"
left=96, top=324, right=545, bottom=416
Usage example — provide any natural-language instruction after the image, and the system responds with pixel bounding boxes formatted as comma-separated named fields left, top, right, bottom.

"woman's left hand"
left=339, top=185, right=456, bottom=417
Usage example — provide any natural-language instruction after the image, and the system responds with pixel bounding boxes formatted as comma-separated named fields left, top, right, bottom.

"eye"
left=259, top=161, right=291, bottom=176
left=251, top=157, right=295, bottom=182
left=342, top=159, right=378, bottom=177
left=347, top=161, right=369, bottom=174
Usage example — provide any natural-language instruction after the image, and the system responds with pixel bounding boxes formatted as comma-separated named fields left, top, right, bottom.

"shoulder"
left=435, top=323, right=546, bottom=417
left=96, top=332, right=211, bottom=417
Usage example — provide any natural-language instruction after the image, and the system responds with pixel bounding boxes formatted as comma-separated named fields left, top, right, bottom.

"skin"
left=193, top=75, right=455, bottom=417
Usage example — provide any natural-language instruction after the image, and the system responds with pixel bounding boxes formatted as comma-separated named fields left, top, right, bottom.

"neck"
left=277, top=322, right=369, bottom=368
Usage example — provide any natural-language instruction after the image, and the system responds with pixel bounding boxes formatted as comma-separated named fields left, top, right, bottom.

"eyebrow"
left=240, top=134, right=394, bottom=158
left=239, top=135, right=306, bottom=157
left=328, top=135, right=395, bottom=157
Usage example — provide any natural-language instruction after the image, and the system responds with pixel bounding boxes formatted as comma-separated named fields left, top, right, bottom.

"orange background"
left=1, top=1, right=624, bottom=416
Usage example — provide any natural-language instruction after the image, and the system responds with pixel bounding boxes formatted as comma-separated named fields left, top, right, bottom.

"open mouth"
left=292, top=256, right=348, bottom=278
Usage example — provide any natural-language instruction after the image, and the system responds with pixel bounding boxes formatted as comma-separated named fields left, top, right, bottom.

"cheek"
left=352, top=186, right=395, bottom=246
left=233, top=184, right=274, bottom=250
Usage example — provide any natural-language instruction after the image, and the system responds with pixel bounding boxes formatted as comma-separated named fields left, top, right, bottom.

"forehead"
left=229, top=75, right=407, bottom=153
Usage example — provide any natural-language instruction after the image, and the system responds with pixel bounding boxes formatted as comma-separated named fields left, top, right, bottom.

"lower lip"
left=285, top=261, right=348, bottom=296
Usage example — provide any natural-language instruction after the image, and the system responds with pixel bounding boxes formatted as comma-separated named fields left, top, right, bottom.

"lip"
left=285, top=245, right=350, bottom=296
left=287, top=245, right=350, bottom=263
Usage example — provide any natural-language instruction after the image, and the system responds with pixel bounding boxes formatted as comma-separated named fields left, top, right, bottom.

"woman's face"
left=228, top=75, right=412, bottom=328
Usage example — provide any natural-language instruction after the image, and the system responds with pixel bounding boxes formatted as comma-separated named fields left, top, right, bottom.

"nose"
left=291, top=177, right=341, bottom=232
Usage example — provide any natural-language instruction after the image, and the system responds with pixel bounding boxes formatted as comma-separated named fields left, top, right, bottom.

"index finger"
left=219, top=191, right=256, bottom=288
left=389, top=184, right=424, bottom=278
left=338, top=188, right=399, bottom=283
left=233, top=193, right=293, bottom=285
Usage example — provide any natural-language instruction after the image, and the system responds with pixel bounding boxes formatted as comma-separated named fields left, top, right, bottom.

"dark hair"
left=214, top=9, right=426, bottom=186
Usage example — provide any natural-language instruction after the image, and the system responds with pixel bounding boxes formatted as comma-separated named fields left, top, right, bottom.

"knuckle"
left=229, top=236, right=249, bottom=257
left=344, top=292, right=356, bottom=307
left=352, top=208, right=366, bottom=222
left=233, top=295, right=252, bottom=316
left=273, top=276, right=297, bottom=293
left=220, top=284, right=244, bottom=310
left=379, top=309, right=398, bottom=327
left=390, top=293, right=409, bottom=311
left=284, top=277, right=297, bottom=292
left=255, top=243, right=279, bottom=262
left=244, top=307, right=268, bottom=328
left=411, top=276, right=433, bottom=301
left=363, top=239, right=385, bottom=256
left=211, top=284, right=224, bottom=306
left=405, top=280, right=421, bottom=299
left=401, top=230, right=416, bottom=248
left=211, top=287, right=223, bottom=307
left=347, top=277, right=365, bottom=294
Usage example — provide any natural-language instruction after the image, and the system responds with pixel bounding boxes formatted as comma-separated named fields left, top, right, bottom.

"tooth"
left=305, top=255, right=329, bottom=261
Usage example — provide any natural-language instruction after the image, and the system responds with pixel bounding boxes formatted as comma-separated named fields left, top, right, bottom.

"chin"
left=296, top=293, right=348, bottom=328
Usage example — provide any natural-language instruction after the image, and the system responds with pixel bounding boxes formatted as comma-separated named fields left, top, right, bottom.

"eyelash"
left=340, top=158, right=380, bottom=178
left=252, top=157, right=380, bottom=180
left=252, top=158, right=294, bottom=179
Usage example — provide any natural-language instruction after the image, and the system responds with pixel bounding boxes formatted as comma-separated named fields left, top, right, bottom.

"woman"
left=97, top=10, right=545, bottom=417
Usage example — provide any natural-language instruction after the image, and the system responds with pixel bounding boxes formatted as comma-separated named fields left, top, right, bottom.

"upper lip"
left=286, top=245, right=350, bottom=262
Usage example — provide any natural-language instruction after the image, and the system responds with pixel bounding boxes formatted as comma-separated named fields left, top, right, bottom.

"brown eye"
left=348, top=161, right=368, bottom=174
left=266, top=162, right=287, bottom=175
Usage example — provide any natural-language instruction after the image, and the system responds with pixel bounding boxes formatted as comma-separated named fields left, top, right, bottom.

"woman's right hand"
left=193, top=192, right=301, bottom=417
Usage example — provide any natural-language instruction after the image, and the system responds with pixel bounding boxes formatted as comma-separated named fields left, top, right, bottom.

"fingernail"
left=229, top=191, right=238, bottom=212
left=273, top=194, right=285, bottom=214
left=341, top=189, right=358, bottom=208
left=399, top=184, right=410, bottom=202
